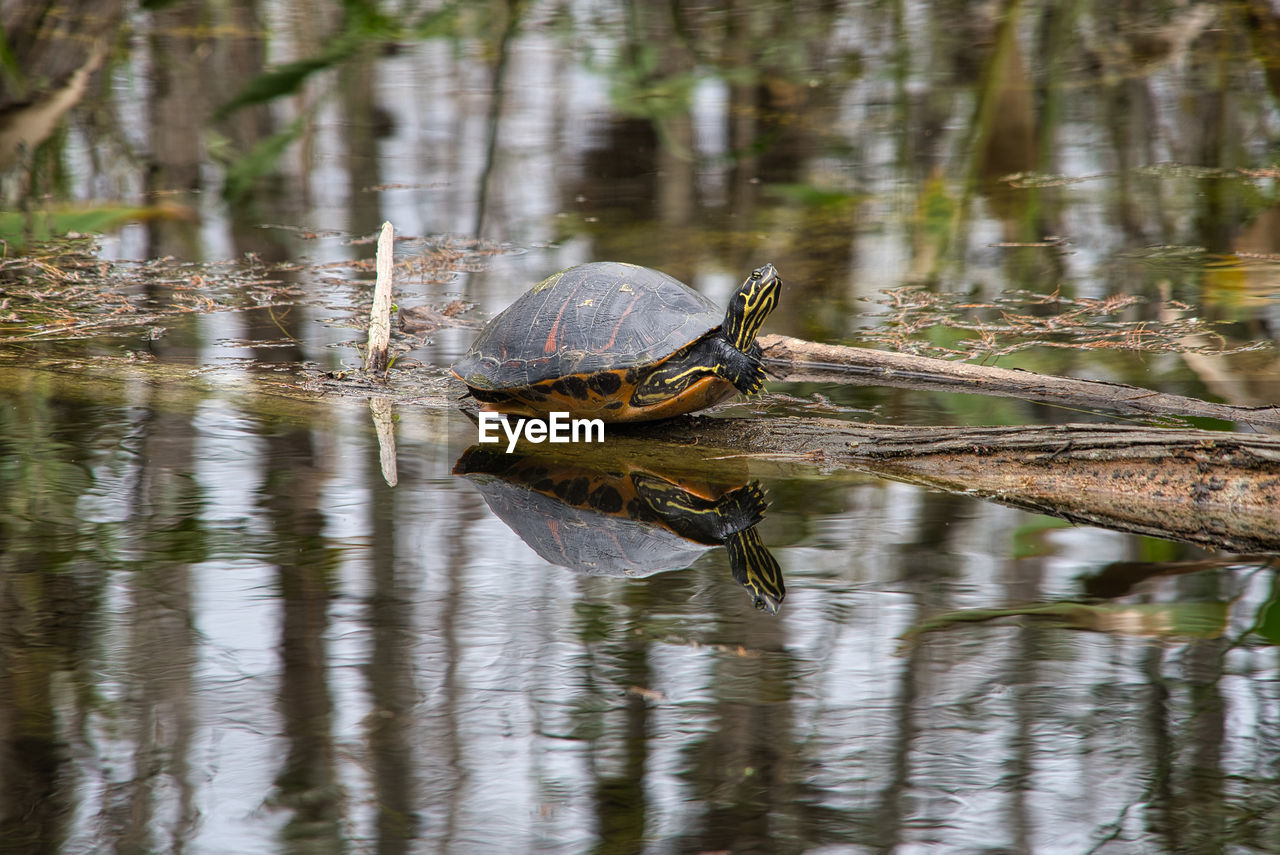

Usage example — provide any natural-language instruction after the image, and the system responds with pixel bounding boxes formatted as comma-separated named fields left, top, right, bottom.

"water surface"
left=2, top=1, right=1280, bottom=852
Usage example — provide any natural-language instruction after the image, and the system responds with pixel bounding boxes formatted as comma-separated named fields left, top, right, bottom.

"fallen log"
left=759, top=334, right=1280, bottom=430
left=621, top=415, right=1280, bottom=553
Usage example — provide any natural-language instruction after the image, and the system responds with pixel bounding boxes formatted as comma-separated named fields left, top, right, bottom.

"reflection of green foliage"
left=1011, top=515, right=1072, bottom=558
left=143, top=516, right=210, bottom=566
left=916, top=174, right=958, bottom=247
left=902, top=599, right=1229, bottom=644
left=1136, top=536, right=1185, bottom=563
left=0, top=22, right=22, bottom=97
left=215, top=43, right=361, bottom=120
left=573, top=600, right=616, bottom=645
left=757, top=476, right=851, bottom=527
left=1253, top=573, right=1280, bottom=645
left=936, top=387, right=1029, bottom=425
left=217, top=2, right=456, bottom=119
left=221, top=114, right=309, bottom=202
left=606, top=44, right=700, bottom=122
left=0, top=205, right=187, bottom=250
left=766, top=183, right=862, bottom=211
left=215, top=1, right=458, bottom=199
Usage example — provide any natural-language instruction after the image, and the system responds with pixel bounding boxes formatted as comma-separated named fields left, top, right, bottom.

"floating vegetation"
left=0, top=240, right=302, bottom=343
left=851, top=285, right=1272, bottom=361
left=0, top=233, right=512, bottom=345
left=0, top=203, right=197, bottom=250
left=1003, top=163, right=1277, bottom=189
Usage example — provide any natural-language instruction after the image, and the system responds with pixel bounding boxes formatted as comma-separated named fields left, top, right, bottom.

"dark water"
left=3, top=1, right=1280, bottom=853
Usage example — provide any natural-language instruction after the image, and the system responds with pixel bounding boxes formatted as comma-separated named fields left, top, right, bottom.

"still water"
left=3, top=1, right=1280, bottom=853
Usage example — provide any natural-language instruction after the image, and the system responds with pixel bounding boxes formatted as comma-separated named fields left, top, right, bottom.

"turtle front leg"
left=629, top=336, right=766, bottom=408
left=707, top=336, right=767, bottom=396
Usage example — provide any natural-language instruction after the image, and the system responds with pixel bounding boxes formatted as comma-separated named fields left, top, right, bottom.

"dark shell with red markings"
left=452, top=262, right=724, bottom=391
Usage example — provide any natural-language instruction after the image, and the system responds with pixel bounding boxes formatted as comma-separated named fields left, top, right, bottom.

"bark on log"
left=759, top=334, right=1280, bottom=430
left=623, top=416, right=1280, bottom=553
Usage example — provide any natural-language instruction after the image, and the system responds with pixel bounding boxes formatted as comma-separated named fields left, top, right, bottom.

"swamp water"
left=3, top=1, right=1280, bottom=852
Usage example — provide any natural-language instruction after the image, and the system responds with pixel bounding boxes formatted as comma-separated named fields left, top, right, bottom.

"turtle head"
left=723, top=263, right=782, bottom=352
left=726, top=527, right=785, bottom=615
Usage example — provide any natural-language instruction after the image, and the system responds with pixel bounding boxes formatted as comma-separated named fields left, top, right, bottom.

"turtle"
left=451, top=261, right=782, bottom=422
left=454, top=445, right=786, bottom=613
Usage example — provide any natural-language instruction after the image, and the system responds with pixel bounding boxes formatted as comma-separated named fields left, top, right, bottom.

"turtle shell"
left=452, top=262, right=723, bottom=392
left=454, top=445, right=784, bottom=611
left=454, top=445, right=754, bottom=577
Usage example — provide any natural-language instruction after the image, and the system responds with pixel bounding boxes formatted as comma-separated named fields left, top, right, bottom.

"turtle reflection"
left=453, top=446, right=785, bottom=613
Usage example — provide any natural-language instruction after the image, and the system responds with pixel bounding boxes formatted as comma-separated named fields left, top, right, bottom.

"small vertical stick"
left=365, top=221, right=395, bottom=373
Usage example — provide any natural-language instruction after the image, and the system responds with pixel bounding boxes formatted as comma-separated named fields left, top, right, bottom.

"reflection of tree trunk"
left=1175, top=573, right=1226, bottom=852
left=974, top=5, right=1035, bottom=213
left=1003, top=557, right=1045, bottom=855
left=973, top=6, right=1043, bottom=268
left=1243, top=0, right=1280, bottom=104
left=656, top=113, right=696, bottom=228
left=1128, top=576, right=1230, bottom=854
left=275, top=562, right=342, bottom=849
left=474, top=0, right=522, bottom=239
left=684, top=586, right=799, bottom=853
left=433, top=494, right=487, bottom=852
left=219, top=0, right=295, bottom=259
left=1142, top=644, right=1176, bottom=851
left=635, top=3, right=696, bottom=230
left=108, top=397, right=201, bottom=851
left=214, top=1, right=277, bottom=153
left=145, top=0, right=290, bottom=258
left=365, top=423, right=418, bottom=852
left=722, top=3, right=847, bottom=328
left=588, top=589, right=650, bottom=855
left=147, top=3, right=207, bottom=197
left=871, top=493, right=967, bottom=851
left=340, top=52, right=386, bottom=241
left=0, top=391, right=107, bottom=851
left=263, top=425, right=342, bottom=852
left=0, top=539, right=90, bottom=851
left=724, top=4, right=775, bottom=229
left=579, top=118, right=659, bottom=226
left=145, top=1, right=215, bottom=258
left=957, top=0, right=1061, bottom=287
left=1189, top=25, right=1232, bottom=256
left=869, top=641, right=918, bottom=853
left=576, top=1, right=698, bottom=245
left=1104, top=78, right=1159, bottom=244
left=0, top=576, right=73, bottom=852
